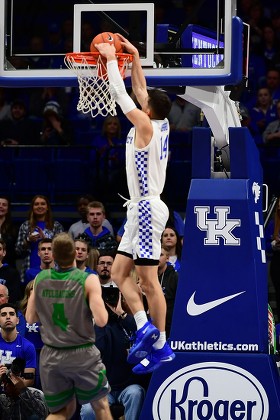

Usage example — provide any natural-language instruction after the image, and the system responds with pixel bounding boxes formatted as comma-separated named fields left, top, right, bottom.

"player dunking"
left=25, top=233, right=112, bottom=420
left=95, top=35, right=175, bottom=374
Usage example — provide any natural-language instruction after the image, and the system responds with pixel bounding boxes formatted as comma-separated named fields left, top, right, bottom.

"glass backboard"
left=0, top=0, right=243, bottom=87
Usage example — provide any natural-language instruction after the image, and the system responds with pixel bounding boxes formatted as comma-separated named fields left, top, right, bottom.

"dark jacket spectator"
left=0, top=99, right=39, bottom=145
left=40, top=101, right=72, bottom=145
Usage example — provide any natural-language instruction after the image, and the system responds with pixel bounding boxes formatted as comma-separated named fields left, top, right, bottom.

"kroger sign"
left=152, top=362, right=269, bottom=420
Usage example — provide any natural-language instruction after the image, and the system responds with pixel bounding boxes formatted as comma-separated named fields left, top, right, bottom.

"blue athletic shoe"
left=127, top=321, right=160, bottom=364
left=132, top=342, right=175, bottom=374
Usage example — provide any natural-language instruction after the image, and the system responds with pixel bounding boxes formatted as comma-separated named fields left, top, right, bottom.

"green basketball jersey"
left=35, top=267, right=96, bottom=348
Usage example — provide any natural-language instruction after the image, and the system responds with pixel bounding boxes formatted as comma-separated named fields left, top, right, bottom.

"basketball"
left=90, top=32, right=123, bottom=53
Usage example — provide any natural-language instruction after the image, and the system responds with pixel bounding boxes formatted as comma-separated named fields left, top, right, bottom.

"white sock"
left=153, top=332, right=166, bottom=350
left=134, top=311, right=148, bottom=330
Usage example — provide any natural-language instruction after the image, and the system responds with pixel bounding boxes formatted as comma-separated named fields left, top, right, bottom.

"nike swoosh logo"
left=161, top=355, right=175, bottom=362
left=142, top=326, right=149, bottom=334
left=186, top=290, right=245, bottom=316
left=107, top=34, right=113, bottom=41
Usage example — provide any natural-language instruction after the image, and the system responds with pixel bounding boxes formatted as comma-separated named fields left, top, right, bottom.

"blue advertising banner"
left=140, top=127, right=280, bottom=419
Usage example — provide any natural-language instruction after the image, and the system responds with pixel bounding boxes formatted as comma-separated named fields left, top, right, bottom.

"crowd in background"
left=0, top=194, right=182, bottom=418
left=0, top=1, right=280, bottom=199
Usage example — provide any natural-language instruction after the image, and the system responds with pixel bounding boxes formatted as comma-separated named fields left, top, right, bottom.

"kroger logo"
left=153, top=362, right=268, bottom=420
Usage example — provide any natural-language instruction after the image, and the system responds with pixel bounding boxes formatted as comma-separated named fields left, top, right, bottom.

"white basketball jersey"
left=125, top=118, right=169, bottom=199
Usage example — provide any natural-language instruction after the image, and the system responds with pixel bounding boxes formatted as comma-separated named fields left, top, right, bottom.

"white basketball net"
left=64, top=53, right=131, bottom=118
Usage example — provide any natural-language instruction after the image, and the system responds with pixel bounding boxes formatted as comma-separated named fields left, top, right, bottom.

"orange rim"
left=65, top=52, right=133, bottom=66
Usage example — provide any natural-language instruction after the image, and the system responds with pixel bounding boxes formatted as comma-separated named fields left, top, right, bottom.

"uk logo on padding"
left=195, top=206, right=241, bottom=245
left=252, top=182, right=261, bottom=203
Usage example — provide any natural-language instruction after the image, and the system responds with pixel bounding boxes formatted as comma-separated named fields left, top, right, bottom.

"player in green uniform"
left=26, top=232, right=112, bottom=420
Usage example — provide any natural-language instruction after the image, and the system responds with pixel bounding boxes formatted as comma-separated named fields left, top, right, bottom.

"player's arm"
left=95, top=42, right=152, bottom=139
left=116, top=33, right=148, bottom=108
left=25, top=282, right=40, bottom=324
left=85, top=274, right=108, bottom=327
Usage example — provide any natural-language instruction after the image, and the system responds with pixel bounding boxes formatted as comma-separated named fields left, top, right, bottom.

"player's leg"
left=131, top=267, right=175, bottom=374
left=46, top=408, right=67, bottom=420
left=136, top=264, right=166, bottom=332
left=40, top=346, right=76, bottom=418
left=111, top=252, right=142, bottom=313
left=46, top=398, right=75, bottom=419
left=112, top=253, right=160, bottom=363
left=90, top=396, right=113, bottom=420
left=131, top=268, right=175, bottom=374
left=131, top=199, right=175, bottom=373
left=44, top=388, right=76, bottom=419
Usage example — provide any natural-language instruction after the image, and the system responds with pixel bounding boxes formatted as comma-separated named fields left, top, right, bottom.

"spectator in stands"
left=87, top=248, right=100, bottom=273
left=0, top=284, right=25, bottom=336
left=68, top=194, right=114, bottom=239
left=161, top=226, right=182, bottom=272
left=261, top=24, right=280, bottom=71
left=116, top=218, right=127, bottom=243
left=29, top=87, right=70, bottom=119
left=96, top=251, right=117, bottom=287
left=24, top=238, right=54, bottom=287
left=93, top=115, right=123, bottom=155
left=0, top=284, right=9, bottom=305
left=45, top=22, right=64, bottom=53
left=263, top=100, right=280, bottom=145
left=78, top=201, right=118, bottom=252
left=75, top=238, right=97, bottom=274
left=50, top=36, right=73, bottom=69
left=0, top=98, right=39, bottom=145
left=40, top=100, right=73, bottom=145
left=19, top=280, right=44, bottom=390
left=0, top=88, right=11, bottom=120
left=246, top=67, right=280, bottom=111
left=265, top=197, right=280, bottom=321
left=249, top=87, right=277, bottom=144
left=245, top=41, right=267, bottom=99
left=158, top=247, right=178, bottom=338
left=81, top=21, right=95, bottom=52
left=26, top=35, right=51, bottom=70
left=0, top=303, right=48, bottom=418
left=15, top=194, right=64, bottom=283
left=165, top=206, right=185, bottom=240
left=246, top=1, right=268, bottom=55
left=92, top=116, right=126, bottom=188
left=264, top=68, right=280, bottom=104
left=0, top=239, right=22, bottom=304
left=0, top=196, right=18, bottom=267
left=80, top=255, right=146, bottom=420
left=168, top=97, right=201, bottom=132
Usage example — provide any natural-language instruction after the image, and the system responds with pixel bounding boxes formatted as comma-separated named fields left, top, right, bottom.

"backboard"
left=0, top=0, right=244, bottom=87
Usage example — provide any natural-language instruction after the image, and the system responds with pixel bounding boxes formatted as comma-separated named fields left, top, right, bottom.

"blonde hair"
left=87, top=201, right=106, bottom=214
left=87, top=248, right=100, bottom=271
left=19, top=280, right=34, bottom=315
left=102, top=116, right=121, bottom=139
left=53, top=232, right=76, bottom=267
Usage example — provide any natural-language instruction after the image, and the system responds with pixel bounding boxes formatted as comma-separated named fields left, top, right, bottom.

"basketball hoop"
left=64, top=52, right=133, bottom=118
